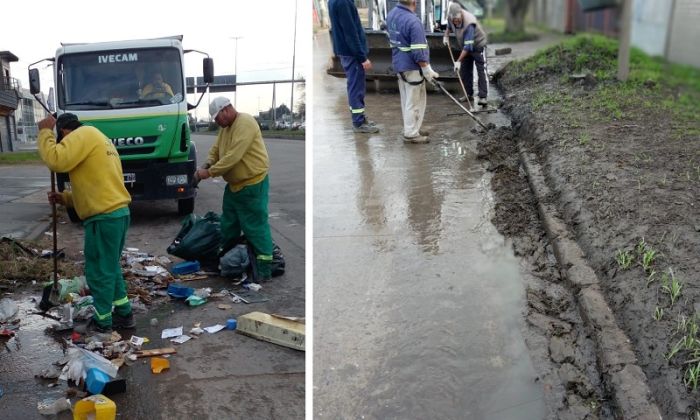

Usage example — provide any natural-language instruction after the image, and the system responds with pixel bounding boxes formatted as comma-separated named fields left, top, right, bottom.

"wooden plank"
left=236, top=312, right=305, bottom=351
left=135, top=347, right=177, bottom=358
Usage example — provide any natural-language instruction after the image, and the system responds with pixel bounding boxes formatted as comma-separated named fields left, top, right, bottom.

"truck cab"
left=32, top=35, right=213, bottom=221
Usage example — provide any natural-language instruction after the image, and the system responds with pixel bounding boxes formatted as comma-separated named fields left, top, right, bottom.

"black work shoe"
left=363, top=118, right=377, bottom=127
left=112, top=313, right=135, bottom=329
left=75, top=318, right=112, bottom=334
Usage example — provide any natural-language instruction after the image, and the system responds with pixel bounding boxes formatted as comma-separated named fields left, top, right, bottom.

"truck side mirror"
left=29, top=69, right=41, bottom=94
left=203, top=58, right=214, bottom=84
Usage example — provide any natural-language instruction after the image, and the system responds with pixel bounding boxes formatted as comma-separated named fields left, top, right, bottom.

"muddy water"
left=313, top=32, right=545, bottom=418
left=0, top=293, right=73, bottom=418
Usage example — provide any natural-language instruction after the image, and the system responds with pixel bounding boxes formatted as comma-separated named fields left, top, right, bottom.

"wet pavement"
left=313, top=31, right=547, bottom=418
left=0, top=133, right=305, bottom=419
left=0, top=165, right=52, bottom=240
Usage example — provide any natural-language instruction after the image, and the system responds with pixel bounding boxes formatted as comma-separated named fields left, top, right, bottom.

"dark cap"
left=55, top=113, right=83, bottom=141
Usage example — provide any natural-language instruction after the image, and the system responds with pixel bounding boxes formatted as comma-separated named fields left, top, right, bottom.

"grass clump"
left=505, top=34, right=700, bottom=133
left=0, top=151, right=41, bottom=164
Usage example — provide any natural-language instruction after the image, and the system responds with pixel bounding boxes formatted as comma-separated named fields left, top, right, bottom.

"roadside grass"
left=0, top=151, right=41, bottom=164
left=483, top=18, right=540, bottom=43
left=265, top=129, right=306, bottom=138
left=197, top=129, right=305, bottom=138
left=507, top=34, right=700, bottom=138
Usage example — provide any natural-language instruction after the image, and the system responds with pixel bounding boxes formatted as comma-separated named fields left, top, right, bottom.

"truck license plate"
left=124, top=173, right=136, bottom=184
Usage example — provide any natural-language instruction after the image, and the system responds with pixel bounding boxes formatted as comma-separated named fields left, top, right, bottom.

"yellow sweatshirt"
left=38, top=125, right=131, bottom=220
left=206, top=113, right=269, bottom=192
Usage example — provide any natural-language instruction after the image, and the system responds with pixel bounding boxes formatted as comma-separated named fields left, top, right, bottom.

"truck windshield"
left=58, top=48, right=183, bottom=110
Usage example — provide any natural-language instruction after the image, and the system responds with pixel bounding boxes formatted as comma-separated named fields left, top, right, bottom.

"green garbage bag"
left=167, top=212, right=221, bottom=262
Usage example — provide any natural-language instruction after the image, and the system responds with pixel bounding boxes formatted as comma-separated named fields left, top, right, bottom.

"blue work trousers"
left=460, top=47, right=488, bottom=99
left=340, top=56, right=367, bottom=127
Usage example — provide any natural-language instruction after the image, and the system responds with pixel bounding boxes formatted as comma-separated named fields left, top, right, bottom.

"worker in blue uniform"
left=329, top=0, right=379, bottom=134
left=387, top=0, right=440, bottom=144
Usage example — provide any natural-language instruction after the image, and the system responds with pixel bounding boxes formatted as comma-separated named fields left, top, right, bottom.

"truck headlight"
left=166, top=175, right=188, bottom=186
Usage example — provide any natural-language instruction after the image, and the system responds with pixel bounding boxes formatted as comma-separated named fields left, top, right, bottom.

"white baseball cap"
left=209, top=97, right=231, bottom=118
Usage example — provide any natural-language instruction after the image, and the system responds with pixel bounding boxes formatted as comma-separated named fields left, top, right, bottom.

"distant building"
left=0, top=51, right=20, bottom=152
left=16, top=88, right=49, bottom=146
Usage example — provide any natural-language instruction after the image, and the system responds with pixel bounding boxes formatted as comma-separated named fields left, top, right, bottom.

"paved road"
left=313, top=30, right=548, bottom=419
left=0, top=133, right=305, bottom=419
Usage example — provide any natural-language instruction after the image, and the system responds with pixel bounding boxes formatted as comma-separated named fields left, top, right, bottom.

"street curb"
left=517, top=145, right=663, bottom=419
left=25, top=221, right=51, bottom=242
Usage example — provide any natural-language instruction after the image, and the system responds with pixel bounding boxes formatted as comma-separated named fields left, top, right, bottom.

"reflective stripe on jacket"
left=386, top=4, right=430, bottom=73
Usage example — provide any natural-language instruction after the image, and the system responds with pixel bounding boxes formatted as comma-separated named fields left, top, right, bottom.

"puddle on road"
left=314, top=33, right=545, bottom=419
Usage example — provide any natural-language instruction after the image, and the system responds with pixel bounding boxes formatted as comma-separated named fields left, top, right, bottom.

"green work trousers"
left=220, top=176, right=273, bottom=279
left=83, top=207, right=131, bottom=328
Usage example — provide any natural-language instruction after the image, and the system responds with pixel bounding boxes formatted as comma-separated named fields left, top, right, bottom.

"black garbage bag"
left=167, top=212, right=221, bottom=262
left=219, top=244, right=250, bottom=278
left=271, top=244, right=285, bottom=277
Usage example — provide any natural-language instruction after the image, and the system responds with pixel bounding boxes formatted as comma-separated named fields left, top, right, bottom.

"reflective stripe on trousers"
left=340, top=56, right=367, bottom=127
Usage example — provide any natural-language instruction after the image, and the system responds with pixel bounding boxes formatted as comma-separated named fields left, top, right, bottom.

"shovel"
left=39, top=171, right=60, bottom=311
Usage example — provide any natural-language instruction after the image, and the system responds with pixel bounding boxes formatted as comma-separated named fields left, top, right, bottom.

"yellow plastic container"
left=73, top=394, right=116, bottom=420
left=151, top=357, right=170, bottom=373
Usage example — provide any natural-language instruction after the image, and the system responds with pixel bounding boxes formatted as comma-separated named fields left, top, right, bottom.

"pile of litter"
left=0, top=237, right=81, bottom=285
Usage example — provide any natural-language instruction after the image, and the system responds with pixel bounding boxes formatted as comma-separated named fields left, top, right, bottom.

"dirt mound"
left=487, top=35, right=700, bottom=417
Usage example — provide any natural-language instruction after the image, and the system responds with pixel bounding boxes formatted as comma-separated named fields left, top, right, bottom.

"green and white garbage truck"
left=29, top=35, right=214, bottom=222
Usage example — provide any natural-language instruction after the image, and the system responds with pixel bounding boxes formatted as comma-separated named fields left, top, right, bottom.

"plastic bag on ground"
left=219, top=244, right=250, bottom=278
left=0, top=298, right=18, bottom=322
left=167, top=212, right=221, bottom=262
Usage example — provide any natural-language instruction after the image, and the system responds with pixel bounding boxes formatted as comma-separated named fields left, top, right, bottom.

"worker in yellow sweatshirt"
left=194, top=97, right=273, bottom=280
left=37, top=113, right=133, bottom=333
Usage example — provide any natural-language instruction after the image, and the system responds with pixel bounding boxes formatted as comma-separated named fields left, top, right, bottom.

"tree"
left=276, top=104, right=291, bottom=116
left=505, top=0, right=530, bottom=33
left=295, top=83, right=306, bottom=119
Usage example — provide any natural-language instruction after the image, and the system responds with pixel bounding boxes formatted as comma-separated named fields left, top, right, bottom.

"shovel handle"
left=446, top=45, right=474, bottom=110
left=50, top=171, right=58, bottom=288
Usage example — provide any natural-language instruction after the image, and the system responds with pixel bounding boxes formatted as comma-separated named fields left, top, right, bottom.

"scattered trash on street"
left=203, top=324, right=225, bottom=334
left=237, top=312, right=305, bottom=351
left=150, top=357, right=170, bottom=373
left=37, top=397, right=71, bottom=415
left=161, top=327, right=183, bottom=339
left=73, top=394, right=116, bottom=419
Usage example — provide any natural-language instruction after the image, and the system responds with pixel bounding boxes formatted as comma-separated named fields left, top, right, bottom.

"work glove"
left=192, top=171, right=201, bottom=188
left=454, top=61, right=461, bottom=73
left=423, top=65, right=439, bottom=82
left=442, top=35, right=449, bottom=46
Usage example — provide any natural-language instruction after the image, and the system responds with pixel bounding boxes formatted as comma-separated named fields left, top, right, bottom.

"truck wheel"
left=66, top=207, right=81, bottom=223
left=178, top=198, right=195, bottom=216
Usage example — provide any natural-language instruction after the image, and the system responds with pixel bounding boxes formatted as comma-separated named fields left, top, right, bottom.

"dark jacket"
left=329, top=0, right=368, bottom=62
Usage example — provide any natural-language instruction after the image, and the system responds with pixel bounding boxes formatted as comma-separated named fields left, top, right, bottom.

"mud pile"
left=483, top=35, right=700, bottom=417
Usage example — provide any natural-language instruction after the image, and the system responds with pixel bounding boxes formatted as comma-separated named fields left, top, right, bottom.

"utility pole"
left=617, top=0, right=632, bottom=81
left=230, top=36, right=243, bottom=108
left=290, top=0, right=298, bottom=123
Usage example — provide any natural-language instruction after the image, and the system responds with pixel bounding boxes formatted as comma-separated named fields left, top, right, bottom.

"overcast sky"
left=0, top=0, right=309, bottom=119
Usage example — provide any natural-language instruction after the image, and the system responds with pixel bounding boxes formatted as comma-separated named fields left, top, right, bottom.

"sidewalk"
left=0, top=164, right=51, bottom=240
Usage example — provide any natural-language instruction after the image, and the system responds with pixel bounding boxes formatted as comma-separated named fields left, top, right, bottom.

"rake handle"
left=446, top=43, right=474, bottom=110
left=50, top=171, right=58, bottom=289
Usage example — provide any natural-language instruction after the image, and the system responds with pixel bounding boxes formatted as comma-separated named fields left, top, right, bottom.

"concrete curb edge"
left=517, top=145, right=663, bottom=419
